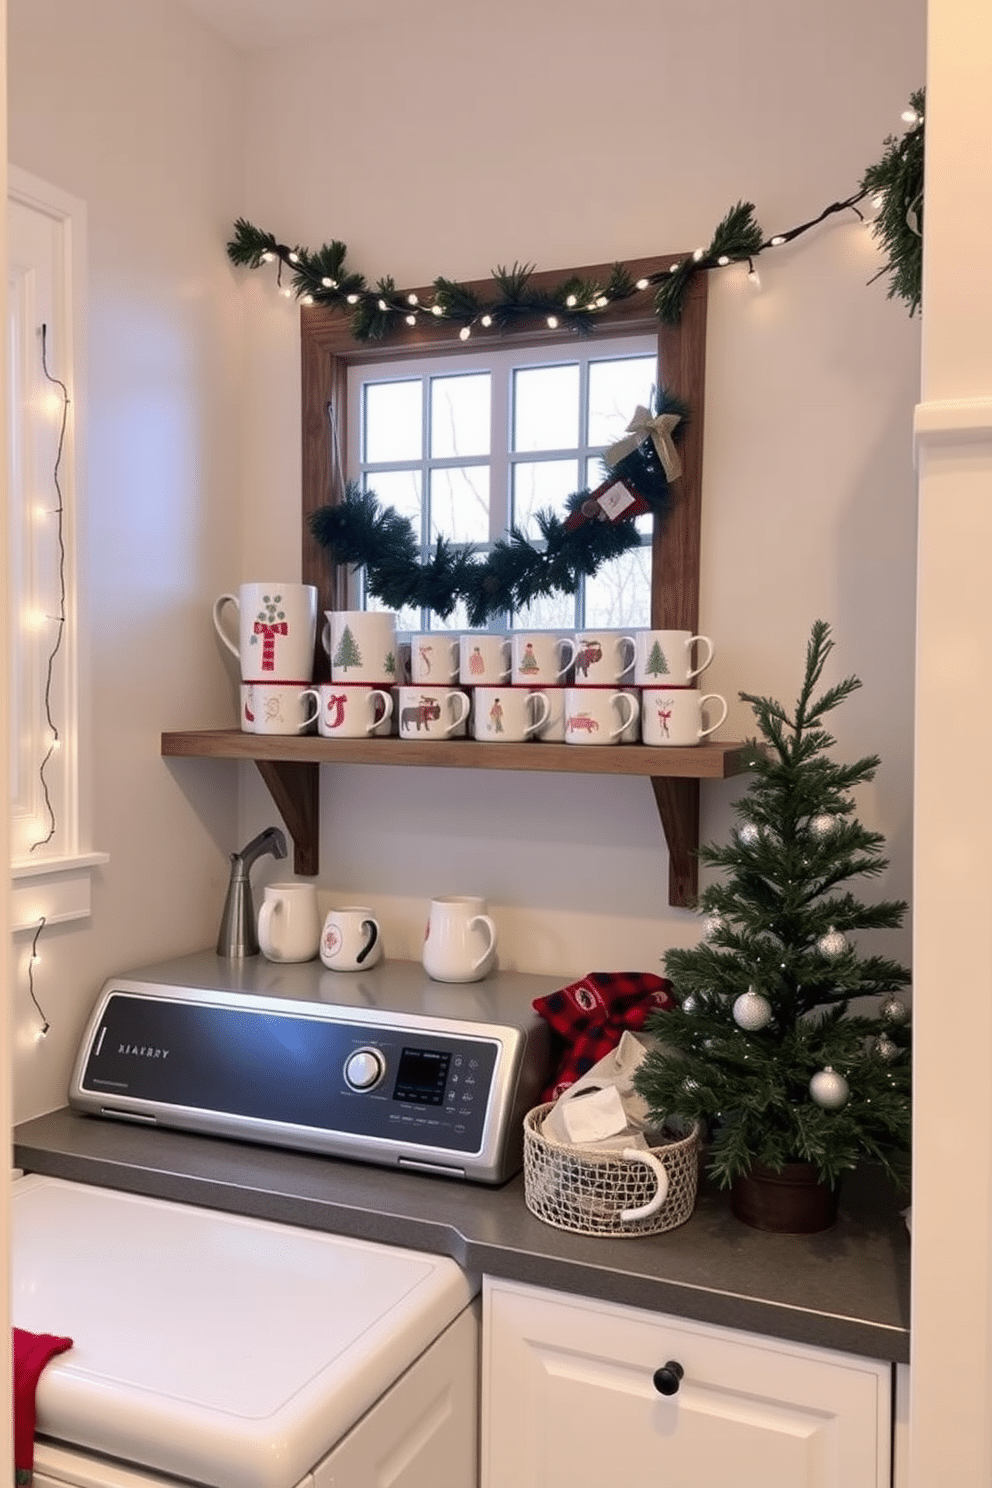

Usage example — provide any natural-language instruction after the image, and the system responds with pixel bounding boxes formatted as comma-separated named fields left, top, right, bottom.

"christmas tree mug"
left=641, top=687, right=727, bottom=746
left=511, top=632, right=577, bottom=685
left=214, top=582, right=318, bottom=682
left=633, top=629, right=715, bottom=687
left=323, top=609, right=399, bottom=684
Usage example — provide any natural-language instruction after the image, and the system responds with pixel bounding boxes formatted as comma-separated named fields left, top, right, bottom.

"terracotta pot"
left=730, top=1160, right=840, bottom=1234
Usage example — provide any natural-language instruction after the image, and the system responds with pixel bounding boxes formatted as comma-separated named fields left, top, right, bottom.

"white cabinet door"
left=483, top=1279, right=891, bottom=1488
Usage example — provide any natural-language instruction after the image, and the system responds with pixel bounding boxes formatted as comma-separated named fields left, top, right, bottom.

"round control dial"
left=344, top=1047, right=386, bottom=1091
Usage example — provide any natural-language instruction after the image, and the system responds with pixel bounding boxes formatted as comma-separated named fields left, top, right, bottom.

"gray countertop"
left=14, top=1105, right=910, bottom=1364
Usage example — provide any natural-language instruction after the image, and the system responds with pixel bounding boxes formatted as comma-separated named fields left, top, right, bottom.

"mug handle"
left=257, top=895, right=284, bottom=958
left=618, top=636, right=636, bottom=680
left=444, top=691, right=472, bottom=735
left=698, top=693, right=728, bottom=738
left=212, top=594, right=240, bottom=659
left=525, top=692, right=551, bottom=736
left=357, top=918, right=380, bottom=965
left=555, top=637, right=577, bottom=679
left=619, top=1149, right=669, bottom=1222
left=686, top=634, right=715, bottom=681
left=300, top=689, right=321, bottom=732
left=369, top=689, right=394, bottom=733
left=608, top=692, right=639, bottom=740
left=468, top=914, right=498, bottom=972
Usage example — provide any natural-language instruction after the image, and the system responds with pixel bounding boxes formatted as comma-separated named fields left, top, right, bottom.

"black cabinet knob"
left=652, top=1360, right=685, bottom=1396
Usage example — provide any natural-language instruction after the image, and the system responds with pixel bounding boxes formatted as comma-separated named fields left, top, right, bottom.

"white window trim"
left=8, top=166, right=106, bottom=934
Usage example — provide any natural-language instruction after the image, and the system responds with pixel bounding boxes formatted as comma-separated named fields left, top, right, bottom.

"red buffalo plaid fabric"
left=533, top=972, right=676, bottom=1102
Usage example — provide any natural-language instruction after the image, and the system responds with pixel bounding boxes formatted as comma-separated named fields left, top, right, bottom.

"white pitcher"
left=422, top=896, right=498, bottom=983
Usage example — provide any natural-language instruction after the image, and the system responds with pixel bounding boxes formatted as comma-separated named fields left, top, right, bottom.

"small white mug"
left=241, top=681, right=320, bottom=735
left=641, top=687, right=728, bottom=745
left=563, top=686, right=639, bottom=744
left=511, top=632, right=577, bottom=686
left=397, top=686, right=471, bottom=739
left=320, top=906, right=383, bottom=971
left=322, top=609, right=399, bottom=684
left=634, top=629, right=715, bottom=687
left=257, top=882, right=321, bottom=964
left=459, top=634, right=511, bottom=685
left=422, top=896, right=498, bottom=983
left=472, top=686, right=550, bottom=742
left=214, top=583, right=318, bottom=682
left=410, top=633, right=459, bottom=684
left=316, top=683, right=393, bottom=739
left=571, top=630, right=636, bottom=685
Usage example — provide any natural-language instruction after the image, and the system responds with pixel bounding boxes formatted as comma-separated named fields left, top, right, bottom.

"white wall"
left=7, top=0, right=246, bottom=1119
left=235, top=0, right=925, bottom=975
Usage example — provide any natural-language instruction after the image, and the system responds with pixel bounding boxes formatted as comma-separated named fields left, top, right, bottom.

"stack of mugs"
left=218, top=600, right=728, bottom=748
left=401, top=626, right=728, bottom=748
left=214, top=582, right=320, bottom=735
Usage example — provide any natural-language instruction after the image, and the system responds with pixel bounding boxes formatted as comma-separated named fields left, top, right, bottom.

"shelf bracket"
left=650, top=776, right=699, bottom=909
left=254, top=760, right=320, bottom=876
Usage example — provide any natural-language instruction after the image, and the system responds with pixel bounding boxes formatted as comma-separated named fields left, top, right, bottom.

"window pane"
left=429, top=466, right=490, bottom=543
left=512, top=364, right=579, bottom=451
left=512, top=459, right=580, bottom=536
left=514, top=593, right=578, bottom=631
left=587, top=356, right=657, bottom=448
left=427, top=602, right=472, bottom=632
left=364, top=379, right=422, bottom=463
left=430, top=373, right=490, bottom=458
left=366, top=468, right=422, bottom=532
left=584, top=547, right=652, bottom=628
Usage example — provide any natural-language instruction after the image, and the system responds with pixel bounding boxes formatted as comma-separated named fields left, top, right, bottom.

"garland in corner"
left=227, top=92, right=924, bottom=338
left=309, top=393, right=687, bottom=626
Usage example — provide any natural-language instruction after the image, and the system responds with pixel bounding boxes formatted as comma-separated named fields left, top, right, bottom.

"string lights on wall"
left=226, top=94, right=924, bottom=341
left=18, top=321, right=71, bottom=1039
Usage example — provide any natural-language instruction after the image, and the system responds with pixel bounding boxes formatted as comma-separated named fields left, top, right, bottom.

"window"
left=348, top=336, right=658, bottom=632
left=300, top=253, right=708, bottom=653
left=8, top=166, right=106, bottom=933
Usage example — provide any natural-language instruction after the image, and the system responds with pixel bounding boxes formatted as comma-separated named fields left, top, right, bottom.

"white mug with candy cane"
left=214, top=582, right=317, bottom=681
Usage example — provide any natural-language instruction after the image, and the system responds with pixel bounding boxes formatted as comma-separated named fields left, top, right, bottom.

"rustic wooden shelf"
left=161, top=729, right=755, bottom=907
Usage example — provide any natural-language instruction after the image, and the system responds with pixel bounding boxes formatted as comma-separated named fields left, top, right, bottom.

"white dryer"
left=12, top=1175, right=479, bottom=1488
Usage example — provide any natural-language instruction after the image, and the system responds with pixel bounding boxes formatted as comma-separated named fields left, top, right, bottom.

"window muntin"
left=348, top=336, right=656, bottom=632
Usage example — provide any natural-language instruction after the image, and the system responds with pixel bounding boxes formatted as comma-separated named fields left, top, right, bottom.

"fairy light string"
left=31, top=322, right=70, bottom=852
left=27, top=917, right=51, bottom=1036
left=226, top=97, right=924, bottom=340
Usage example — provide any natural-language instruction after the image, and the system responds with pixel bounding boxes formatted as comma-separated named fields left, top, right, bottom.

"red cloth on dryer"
left=13, top=1328, right=73, bottom=1485
left=533, top=971, right=676, bottom=1101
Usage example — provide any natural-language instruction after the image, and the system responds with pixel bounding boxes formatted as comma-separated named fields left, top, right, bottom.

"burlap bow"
left=605, top=406, right=682, bottom=481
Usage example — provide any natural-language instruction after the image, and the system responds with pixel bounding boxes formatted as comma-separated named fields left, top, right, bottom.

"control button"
left=344, top=1047, right=385, bottom=1091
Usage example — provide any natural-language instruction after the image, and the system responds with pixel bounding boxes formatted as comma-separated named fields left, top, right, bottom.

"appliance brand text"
left=117, top=1044, right=170, bottom=1059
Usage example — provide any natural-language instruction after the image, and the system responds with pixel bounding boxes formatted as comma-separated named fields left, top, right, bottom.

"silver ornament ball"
left=703, top=911, right=725, bottom=940
left=809, top=813, right=835, bottom=838
left=818, top=927, right=849, bottom=958
left=738, top=823, right=761, bottom=846
left=681, top=993, right=700, bottom=1015
left=881, top=997, right=909, bottom=1024
left=874, top=1034, right=899, bottom=1063
left=809, top=1066, right=850, bottom=1110
left=733, top=989, right=772, bottom=1031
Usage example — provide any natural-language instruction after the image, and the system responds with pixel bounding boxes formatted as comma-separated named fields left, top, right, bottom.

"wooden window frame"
left=300, top=253, right=708, bottom=676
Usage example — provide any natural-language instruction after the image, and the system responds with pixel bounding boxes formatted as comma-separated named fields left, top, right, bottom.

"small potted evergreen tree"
left=634, top=621, right=911, bottom=1231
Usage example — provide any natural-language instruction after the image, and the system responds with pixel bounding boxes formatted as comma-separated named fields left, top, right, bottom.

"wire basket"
left=523, top=1103, right=700, bottom=1238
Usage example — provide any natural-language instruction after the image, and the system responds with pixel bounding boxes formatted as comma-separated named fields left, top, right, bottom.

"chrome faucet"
left=216, top=826, right=288, bottom=958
